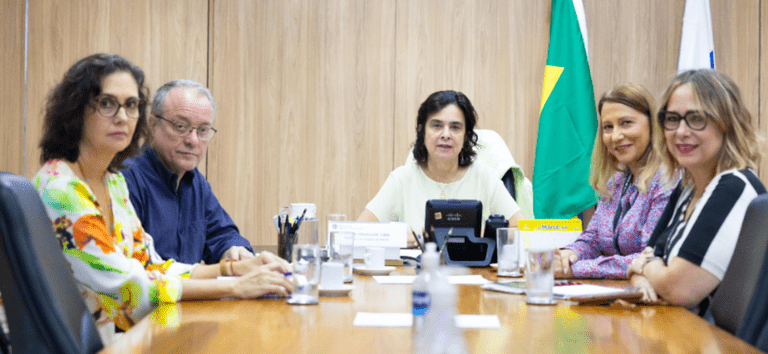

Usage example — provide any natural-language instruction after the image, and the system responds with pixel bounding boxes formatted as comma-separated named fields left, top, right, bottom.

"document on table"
left=399, top=249, right=422, bottom=258
left=373, top=274, right=489, bottom=285
left=454, top=315, right=501, bottom=329
left=353, top=313, right=500, bottom=329
left=552, top=284, right=626, bottom=297
left=353, top=312, right=413, bottom=327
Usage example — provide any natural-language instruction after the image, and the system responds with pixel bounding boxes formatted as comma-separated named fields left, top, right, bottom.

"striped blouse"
left=650, top=168, right=766, bottom=313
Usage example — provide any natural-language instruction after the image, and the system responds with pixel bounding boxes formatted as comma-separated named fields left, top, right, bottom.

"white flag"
left=678, top=0, right=715, bottom=72
left=572, top=0, right=588, bottom=56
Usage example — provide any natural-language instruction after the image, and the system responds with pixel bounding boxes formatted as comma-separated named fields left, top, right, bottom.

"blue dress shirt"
left=123, top=147, right=252, bottom=264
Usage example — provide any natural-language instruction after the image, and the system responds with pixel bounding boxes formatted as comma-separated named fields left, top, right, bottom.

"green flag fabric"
left=533, top=0, right=598, bottom=219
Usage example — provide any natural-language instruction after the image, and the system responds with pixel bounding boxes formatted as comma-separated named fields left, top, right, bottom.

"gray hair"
left=151, top=79, right=216, bottom=120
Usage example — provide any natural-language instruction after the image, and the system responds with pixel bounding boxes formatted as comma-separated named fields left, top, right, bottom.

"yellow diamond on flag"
left=540, top=65, right=564, bottom=113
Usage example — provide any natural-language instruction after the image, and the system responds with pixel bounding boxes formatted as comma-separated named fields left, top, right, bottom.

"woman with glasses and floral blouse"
left=627, top=69, right=765, bottom=314
left=34, top=54, right=292, bottom=343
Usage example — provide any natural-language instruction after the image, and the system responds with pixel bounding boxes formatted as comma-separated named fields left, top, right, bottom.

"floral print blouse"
left=34, top=160, right=195, bottom=341
left=564, top=172, right=674, bottom=279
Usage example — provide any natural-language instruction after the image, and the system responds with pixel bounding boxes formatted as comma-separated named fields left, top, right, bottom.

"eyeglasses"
left=92, top=94, right=141, bottom=119
left=155, top=115, right=217, bottom=141
left=657, top=110, right=710, bottom=131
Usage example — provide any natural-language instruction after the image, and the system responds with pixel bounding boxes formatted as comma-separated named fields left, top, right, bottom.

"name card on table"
left=517, top=219, right=582, bottom=258
left=328, top=221, right=407, bottom=260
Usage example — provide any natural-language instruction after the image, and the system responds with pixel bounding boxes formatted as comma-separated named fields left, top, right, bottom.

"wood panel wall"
left=393, top=0, right=549, bottom=177
left=761, top=0, right=768, bottom=180
left=1, top=0, right=765, bottom=247
left=23, top=0, right=209, bottom=180
left=207, top=0, right=396, bottom=245
left=0, top=1, right=26, bottom=176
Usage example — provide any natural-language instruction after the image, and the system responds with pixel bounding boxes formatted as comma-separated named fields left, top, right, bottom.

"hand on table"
left=626, top=247, right=657, bottom=279
left=233, top=251, right=292, bottom=276
left=629, top=274, right=667, bottom=305
left=233, top=262, right=294, bottom=299
left=553, top=249, right=578, bottom=279
left=222, top=246, right=256, bottom=261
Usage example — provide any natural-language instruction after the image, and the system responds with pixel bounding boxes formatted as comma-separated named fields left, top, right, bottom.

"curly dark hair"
left=39, top=53, right=150, bottom=173
left=412, top=90, right=478, bottom=167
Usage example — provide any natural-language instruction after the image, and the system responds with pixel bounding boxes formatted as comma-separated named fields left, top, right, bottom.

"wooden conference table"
left=102, top=266, right=761, bottom=353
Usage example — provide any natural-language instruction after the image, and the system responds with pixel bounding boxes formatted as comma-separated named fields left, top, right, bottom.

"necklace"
left=77, top=160, right=114, bottom=234
left=425, top=166, right=460, bottom=199
left=438, top=182, right=448, bottom=198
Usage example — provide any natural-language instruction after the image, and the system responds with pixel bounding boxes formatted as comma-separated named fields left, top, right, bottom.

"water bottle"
left=412, top=243, right=439, bottom=335
left=420, top=266, right=466, bottom=354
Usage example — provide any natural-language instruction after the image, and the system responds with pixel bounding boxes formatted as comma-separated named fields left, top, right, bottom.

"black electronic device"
left=483, top=214, right=509, bottom=264
left=424, top=199, right=494, bottom=267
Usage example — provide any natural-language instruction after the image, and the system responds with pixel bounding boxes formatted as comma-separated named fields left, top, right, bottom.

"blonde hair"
left=590, top=83, right=663, bottom=198
left=654, top=69, right=762, bottom=188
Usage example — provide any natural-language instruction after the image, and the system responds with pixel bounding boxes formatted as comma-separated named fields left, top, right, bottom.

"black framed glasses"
left=92, top=94, right=141, bottom=119
left=155, top=115, right=217, bottom=141
left=657, top=110, right=710, bottom=131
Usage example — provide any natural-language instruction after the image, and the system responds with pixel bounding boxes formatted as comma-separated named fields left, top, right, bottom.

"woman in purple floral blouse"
left=554, top=83, right=676, bottom=279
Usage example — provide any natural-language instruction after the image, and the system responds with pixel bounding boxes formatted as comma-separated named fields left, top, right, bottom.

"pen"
left=294, top=208, right=308, bottom=232
left=279, top=207, right=289, bottom=234
left=274, top=215, right=281, bottom=233
left=288, top=217, right=296, bottom=234
left=411, top=230, right=424, bottom=251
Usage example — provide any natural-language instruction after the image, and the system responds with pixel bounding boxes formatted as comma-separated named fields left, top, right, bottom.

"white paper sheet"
left=353, top=313, right=501, bottom=329
left=399, top=249, right=423, bottom=258
left=373, top=275, right=488, bottom=285
left=454, top=315, right=501, bottom=329
left=447, top=275, right=489, bottom=285
left=552, top=284, right=625, bottom=297
left=353, top=312, right=413, bottom=327
left=373, top=275, right=417, bottom=284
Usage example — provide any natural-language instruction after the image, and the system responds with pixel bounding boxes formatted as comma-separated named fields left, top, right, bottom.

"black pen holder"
left=278, top=232, right=298, bottom=261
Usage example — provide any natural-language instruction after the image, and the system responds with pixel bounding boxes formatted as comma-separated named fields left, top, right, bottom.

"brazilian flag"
left=533, top=0, right=597, bottom=219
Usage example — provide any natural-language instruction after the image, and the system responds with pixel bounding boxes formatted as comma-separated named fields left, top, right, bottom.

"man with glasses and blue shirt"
left=124, top=80, right=255, bottom=264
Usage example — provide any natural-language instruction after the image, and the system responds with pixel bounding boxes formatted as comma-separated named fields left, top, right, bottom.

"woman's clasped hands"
left=228, top=251, right=294, bottom=298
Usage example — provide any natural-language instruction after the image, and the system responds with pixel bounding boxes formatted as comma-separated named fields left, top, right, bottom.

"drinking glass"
left=329, top=231, right=355, bottom=283
left=496, top=227, right=521, bottom=277
left=526, top=248, right=555, bottom=305
left=287, top=244, right=321, bottom=305
left=326, top=213, right=348, bottom=250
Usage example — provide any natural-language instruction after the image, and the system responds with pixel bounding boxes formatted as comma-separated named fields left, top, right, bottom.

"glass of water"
left=287, top=244, right=321, bottom=305
left=326, top=213, right=347, bottom=250
left=526, top=248, right=556, bottom=305
left=329, top=231, right=355, bottom=283
left=496, top=227, right=521, bottom=277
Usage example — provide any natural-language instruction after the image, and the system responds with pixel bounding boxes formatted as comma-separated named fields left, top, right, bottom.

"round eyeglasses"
left=657, top=110, right=709, bottom=131
left=155, top=115, right=217, bottom=141
left=92, top=95, right=141, bottom=119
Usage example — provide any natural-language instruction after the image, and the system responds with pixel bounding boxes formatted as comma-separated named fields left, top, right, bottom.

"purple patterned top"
left=565, top=172, right=673, bottom=279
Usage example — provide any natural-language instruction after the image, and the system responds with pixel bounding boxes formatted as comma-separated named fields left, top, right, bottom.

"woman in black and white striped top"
left=626, top=69, right=766, bottom=315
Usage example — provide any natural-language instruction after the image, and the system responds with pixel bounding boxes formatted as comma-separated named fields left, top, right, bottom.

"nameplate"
left=328, top=221, right=407, bottom=260
left=518, top=219, right=582, bottom=232
left=517, top=219, right=582, bottom=259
